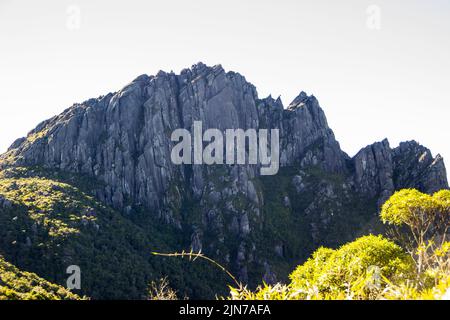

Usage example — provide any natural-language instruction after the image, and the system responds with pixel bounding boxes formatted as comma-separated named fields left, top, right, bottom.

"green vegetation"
left=381, top=189, right=450, bottom=290
left=0, top=255, right=81, bottom=300
left=1, top=162, right=448, bottom=300
left=227, top=189, right=450, bottom=300
left=289, top=235, right=414, bottom=299
left=0, top=166, right=231, bottom=299
left=254, top=166, right=380, bottom=285
left=381, top=189, right=449, bottom=253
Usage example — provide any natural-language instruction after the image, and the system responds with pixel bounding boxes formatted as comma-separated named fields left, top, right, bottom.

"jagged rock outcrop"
left=1, top=62, right=448, bottom=286
left=353, top=139, right=394, bottom=203
left=393, top=141, right=448, bottom=193
left=352, top=139, right=448, bottom=206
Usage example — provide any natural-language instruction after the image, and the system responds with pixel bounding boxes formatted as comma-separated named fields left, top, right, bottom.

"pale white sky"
left=1, top=0, right=449, bottom=171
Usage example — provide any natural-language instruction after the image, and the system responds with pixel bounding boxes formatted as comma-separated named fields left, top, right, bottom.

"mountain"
left=0, top=62, right=447, bottom=299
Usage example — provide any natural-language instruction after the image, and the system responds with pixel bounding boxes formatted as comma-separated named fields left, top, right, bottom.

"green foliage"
left=1, top=161, right=448, bottom=300
left=229, top=189, right=450, bottom=300
left=0, top=166, right=231, bottom=299
left=381, top=189, right=432, bottom=225
left=433, top=189, right=450, bottom=210
left=229, top=283, right=295, bottom=300
left=0, top=176, right=92, bottom=238
left=381, top=189, right=450, bottom=230
left=380, top=189, right=450, bottom=244
left=228, top=235, right=450, bottom=300
left=289, top=235, right=414, bottom=299
left=254, top=166, right=380, bottom=287
left=380, top=189, right=450, bottom=278
left=0, top=255, right=81, bottom=300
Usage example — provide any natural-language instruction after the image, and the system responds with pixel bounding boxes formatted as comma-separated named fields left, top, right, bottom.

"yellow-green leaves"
left=433, top=189, right=450, bottom=211
left=0, top=255, right=82, bottom=300
left=229, top=189, right=450, bottom=300
left=0, top=174, right=100, bottom=239
left=229, top=235, right=416, bottom=300
left=381, top=189, right=434, bottom=225
left=289, top=235, right=414, bottom=300
left=380, top=188, right=450, bottom=263
left=381, top=189, right=450, bottom=226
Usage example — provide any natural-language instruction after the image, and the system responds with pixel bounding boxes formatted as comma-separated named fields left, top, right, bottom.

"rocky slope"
left=0, top=63, right=447, bottom=298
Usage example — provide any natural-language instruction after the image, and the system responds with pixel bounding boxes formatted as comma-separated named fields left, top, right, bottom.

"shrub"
left=289, top=235, right=414, bottom=299
left=147, top=277, right=178, bottom=300
left=228, top=235, right=415, bottom=300
left=228, top=189, right=450, bottom=300
left=381, top=189, right=449, bottom=252
left=381, top=189, right=450, bottom=281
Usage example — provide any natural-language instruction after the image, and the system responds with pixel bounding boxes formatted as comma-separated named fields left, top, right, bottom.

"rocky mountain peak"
left=392, top=140, right=448, bottom=193
left=288, top=91, right=310, bottom=109
left=0, top=63, right=447, bottom=286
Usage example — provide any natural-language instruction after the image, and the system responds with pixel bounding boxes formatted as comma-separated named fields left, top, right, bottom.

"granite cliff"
left=0, top=63, right=447, bottom=298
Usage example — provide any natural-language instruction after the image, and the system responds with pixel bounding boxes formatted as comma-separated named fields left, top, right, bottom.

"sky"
left=1, top=0, right=449, bottom=173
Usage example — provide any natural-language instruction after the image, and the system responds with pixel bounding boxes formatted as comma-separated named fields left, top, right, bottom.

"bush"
left=229, top=235, right=415, bottom=300
left=228, top=189, right=450, bottom=300
left=290, top=235, right=414, bottom=299
left=381, top=189, right=450, bottom=281
left=381, top=189, right=449, bottom=252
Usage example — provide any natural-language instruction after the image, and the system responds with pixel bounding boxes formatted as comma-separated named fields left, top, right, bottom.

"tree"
left=381, top=189, right=450, bottom=276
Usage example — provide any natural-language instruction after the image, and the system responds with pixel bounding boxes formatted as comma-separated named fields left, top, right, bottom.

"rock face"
left=353, top=139, right=448, bottom=206
left=1, top=62, right=448, bottom=286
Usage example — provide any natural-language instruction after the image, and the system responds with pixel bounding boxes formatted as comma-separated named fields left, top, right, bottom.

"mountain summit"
left=0, top=63, right=447, bottom=298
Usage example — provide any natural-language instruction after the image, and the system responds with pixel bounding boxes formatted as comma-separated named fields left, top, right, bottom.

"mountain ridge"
left=0, top=62, right=447, bottom=298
